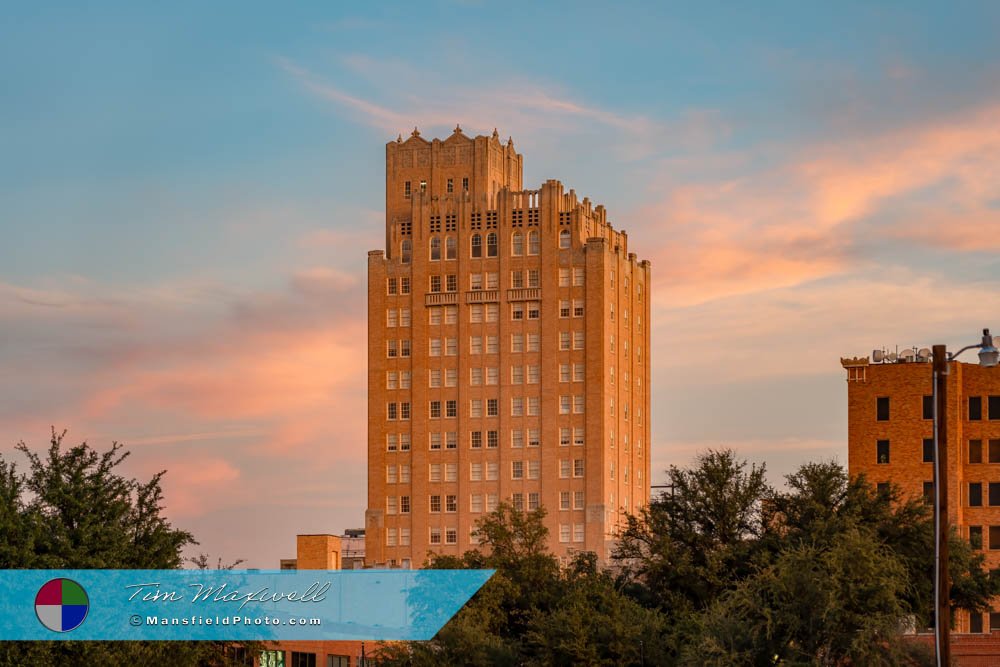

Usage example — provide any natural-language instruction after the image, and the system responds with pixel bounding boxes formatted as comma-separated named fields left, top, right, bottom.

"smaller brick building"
left=842, top=351, right=1000, bottom=642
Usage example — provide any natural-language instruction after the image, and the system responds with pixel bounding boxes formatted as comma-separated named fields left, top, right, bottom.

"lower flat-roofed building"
left=842, top=350, right=1000, bottom=648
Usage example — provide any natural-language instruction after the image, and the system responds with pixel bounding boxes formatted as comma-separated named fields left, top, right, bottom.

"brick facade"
left=843, top=355, right=1000, bottom=641
left=366, top=127, right=651, bottom=566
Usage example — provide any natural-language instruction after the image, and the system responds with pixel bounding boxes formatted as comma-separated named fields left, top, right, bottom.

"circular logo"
left=35, top=578, right=89, bottom=633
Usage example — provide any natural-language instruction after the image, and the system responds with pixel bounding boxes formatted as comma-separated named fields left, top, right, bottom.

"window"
left=923, top=438, right=935, bottom=463
left=385, top=528, right=397, bottom=546
left=387, top=309, right=398, bottom=327
left=400, top=434, right=410, bottom=451
left=923, top=481, right=934, bottom=503
left=429, top=433, right=441, bottom=450
left=486, top=462, right=498, bottom=481
left=560, top=428, right=570, bottom=446
left=512, top=461, right=524, bottom=479
left=429, top=339, right=441, bottom=357
left=386, top=496, right=398, bottom=514
left=470, top=305, right=483, bottom=323
left=574, top=491, right=585, bottom=509
left=487, top=430, right=498, bottom=448
left=970, top=483, right=983, bottom=507
left=573, top=300, right=584, bottom=317
left=573, top=267, right=584, bottom=286
left=970, top=439, right=983, bottom=464
left=560, top=396, right=570, bottom=414
left=446, top=432, right=457, bottom=449
left=991, top=483, right=1000, bottom=506
left=574, top=364, right=585, bottom=382
left=486, top=303, right=498, bottom=322
left=511, top=397, right=524, bottom=417
left=487, top=398, right=498, bottom=416
left=445, top=528, right=457, bottom=544
left=470, top=462, right=482, bottom=481
left=970, top=526, right=983, bottom=550
left=446, top=236, right=457, bottom=260
left=559, top=229, right=571, bottom=249
left=511, top=334, right=524, bottom=353
left=429, top=369, right=441, bottom=387
left=486, top=232, right=498, bottom=257
left=470, top=494, right=483, bottom=512
left=528, top=492, right=540, bottom=510
left=470, top=336, right=482, bottom=354
left=446, top=274, right=457, bottom=292
left=511, top=430, right=524, bottom=448
left=527, top=396, right=540, bottom=415
left=429, top=528, right=441, bottom=545
left=527, top=269, right=539, bottom=287
left=992, top=396, right=1000, bottom=420
left=471, top=431, right=482, bottom=449
left=560, top=492, right=571, bottom=510
left=419, top=180, right=427, bottom=193
left=400, top=340, right=411, bottom=357
left=559, top=268, right=570, bottom=286
left=560, top=332, right=570, bottom=350
left=560, top=300, right=570, bottom=318
left=559, top=524, right=570, bottom=543
left=876, top=440, right=890, bottom=464
left=527, top=302, right=540, bottom=319
left=512, top=232, right=524, bottom=256
left=446, top=399, right=457, bottom=417
left=447, top=178, right=454, bottom=193
left=387, top=465, right=398, bottom=484
left=446, top=338, right=457, bottom=355
left=403, top=181, right=411, bottom=198
left=573, top=331, right=584, bottom=349
left=992, top=612, right=1000, bottom=631
left=470, top=273, right=483, bottom=290
left=573, top=524, right=584, bottom=543
left=261, top=651, right=286, bottom=667
left=387, top=434, right=398, bottom=452
left=991, top=439, right=1000, bottom=464
left=471, top=234, right=482, bottom=258
left=400, top=495, right=410, bottom=513
left=876, top=397, right=890, bottom=421
left=970, top=396, right=983, bottom=421
left=430, top=401, right=441, bottom=419
left=387, top=340, right=398, bottom=358
left=487, top=272, right=498, bottom=289
left=446, top=494, right=457, bottom=512
left=387, top=371, right=398, bottom=390
left=462, top=177, right=469, bottom=191
left=528, top=230, right=540, bottom=254
left=486, top=493, right=498, bottom=511
left=560, top=364, right=570, bottom=382
left=512, top=271, right=524, bottom=289
left=511, top=303, right=524, bottom=320
left=574, top=396, right=585, bottom=414
left=923, top=395, right=934, bottom=420
left=560, top=460, right=570, bottom=478
left=430, top=494, right=441, bottom=512
left=387, top=277, right=397, bottom=295
left=876, top=482, right=889, bottom=496
left=400, top=465, right=410, bottom=482
left=574, top=428, right=585, bottom=446
left=401, top=239, right=411, bottom=263
left=486, top=368, right=498, bottom=385
left=430, top=236, right=441, bottom=260
left=387, top=403, right=398, bottom=420
left=429, top=464, right=442, bottom=483
left=971, top=611, right=984, bottom=634
left=991, top=526, right=1000, bottom=550
left=573, top=459, right=585, bottom=478
left=527, top=333, right=539, bottom=351
left=487, top=336, right=498, bottom=353
left=528, top=461, right=540, bottom=480
left=512, top=493, right=524, bottom=511
left=528, top=429, right=540, bottom=447
left=470, top=367, right=482, bottom=385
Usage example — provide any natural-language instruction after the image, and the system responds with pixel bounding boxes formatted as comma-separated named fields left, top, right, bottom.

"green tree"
left=0, top=429, right=250, bottom=667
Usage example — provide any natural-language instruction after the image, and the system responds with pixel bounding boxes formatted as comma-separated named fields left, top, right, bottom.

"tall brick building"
left=841, top=353, right=1000, bottom=635
left=365, top=126, right=651, bottom=567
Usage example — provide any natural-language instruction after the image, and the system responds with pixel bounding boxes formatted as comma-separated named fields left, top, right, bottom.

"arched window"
left=430, top=236, right=441, bottom=261
left=511, top=232, right=523, bottom=256
left=471, top=234, right=482, bottom=258
left=559, top=229, right=571, bottom=249
left=528, top=230, right=540, bottom=255
left=401, top=239, right=412, bottom=264
left=486, top=232, right=498, bottom=257
left=445, top=236, right=456, bottom=260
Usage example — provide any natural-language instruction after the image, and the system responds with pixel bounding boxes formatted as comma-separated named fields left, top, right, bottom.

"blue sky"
left=2, top=2, right=999, bottom=567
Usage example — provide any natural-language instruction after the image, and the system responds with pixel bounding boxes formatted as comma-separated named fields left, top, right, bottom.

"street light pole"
left=931, top=329, right=999, bottom=667
left=932, top=344, right=949, bottom=667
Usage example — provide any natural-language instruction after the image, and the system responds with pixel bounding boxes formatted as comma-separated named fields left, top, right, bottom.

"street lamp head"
left=979, top=328, right=999, bottom=368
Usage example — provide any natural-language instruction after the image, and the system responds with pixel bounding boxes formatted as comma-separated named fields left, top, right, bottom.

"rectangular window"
left=487, top=398, right=499, bottom=416
left=470, top=336, right=482, bottom=354
left=387, top=309, right=398, bottom=327
left=470, top=368, right=482, bottom=386
left=387, top=434, right=398, bottom=452
left=446, top=432, right=457, bottom=449
left=528, top=429, right=540, bottom=447
left=446, top=338, right=457, bottom=355
left=511, top=334, right=524, bottom=353
left=429, top=495, right=441, bottom=512
left=526, top=333, right=539, bottom=352
left=401, top=340, right=411, bottom=357
left=400, top=434, right=410, bottom=451
left=560, top=492, right=570, bottom=510
left=387, top=340, right=398, bottom=358
left=400, top=371, right=411, bottom=389
left=573, top=300, right=584, bottom=317
left=512, top=493, right=524, bottom=511
left=528, top=460, right=540, bottom=480
left=990, top=482, right=1000, bottom=506
left=470, top=463, right=482, bottom=481
left=446, top=399, right=457, bottom=417
left=462, top=177, right=469, bottom=191
left=430, top=275, right=441, bottom=293
left=429, top=528, right=441, bottom=545
left=559, top=525, right=570, bottom=543
left=445, top=305, right=457, bottom=323
left=528, top=492, right=540, bottom=511
left=560, top=460, right=570, bottom=478
left=400, top=277, right=410, bottom=294
left=470, top=273, right=483, bottom=290
left=470, top=494, right=483, bottom=512
left=387, top=277, right=397, bottom=294
left=971, top=612, right=984, bottom=634
left=429, top=307, right=442, bottom=325
left=470, top=305, right=483, bottom=323
left=486, top=303, right=498, bottom=322
left=470, top=431, right=482, bottom=449
left=511, top=398, right=524, bottom=417
left=560, top=396, right=570, bottom=414
left=574, top=364, right=585, bottom=382
left=560, top=364, right=570, bottom=382
left=527, top=397, right=540, bottom=416
left=923, top=481, right=934, bottom=503
left=923, top=395, right=933, bottom=420
left=429, top=369, right=441, bottom=387
left=971, top=439, right=983, bottom=464
left=400, top=495, right=410, bottom=513
left=446, top=495, right=457, bottom=512
left=991, top=396, right=1000, bottom=420
left=429, top=464, right=441, bottom=483
left=527, top=302, right=540, bottom=319
left=487, top=336, right=498, bottom=354
left=511, top=304, right=524, bottom=320
left=429, top=433, right=441, bottom=450
left=573, top=524, right=584, bottom=543
left=446, top=370, right=457, bottom=387
left=429, top=339, right=442, bottom=357
left=512, top=461, right=524, bottom=480
left=445, top=528, right=457, bottom=545
left=511, top=271, right=524, bottom=289
left=560, top=300, right=570, bottom=318
left=387, top=371, right=398, bottom=390
left=574, top=395, right=585, bottom=414
left=486, top=492, right=498, bottom=511
left=574, top=427, right=585, bottom=446
left=573, top=331, right=584, bottom=349
left=430, top=401, right=441, bottom=419
left=387, top=403, right=398, bottom=420
left=527, top=270, right=539, bottom=288
left=876, top=440, right=890, bottom=464
left=970, top=396, right=983, bottom=421
left=991, top=526, right=1000, bottom=550
left=560, top=428, right=571, bottom=446
left=573, top=459, right=585, bottom=478
left=386, top=496, right=397, bottom=515
left=573, top=267, right=585, bottom=286
left=970, top=483, right=983, bottom=507
left=486, top=367, right=499, bottom=385
left=486, top=272, right=498, bottom=290
left=876, top=397, right=890, bottom=421
left=404, top=181, right=411, bottom=198
left=923, top=438, right=934, bottom=463
left=386, top=528, right=397, bottom=547
left=446, top=463, right=457, bottom=482
left=400, top=465, right=410, bottom=483
left=486, top=462, right=498, bottom=481
left=386, top=465, right=398, bottom=484
left=511, top=366, right=524, bottom=384
left=511, top=430, right=523, bottom=448
left=527, top=365, right=539, bottom=384
left=400, top=309, right=411, bottom=326
left=559, top=268, right=570, bottom=286
left=559, top=332, right=570, bottom=350
left=487, top=430, right=498, bottom=448
left=990, top=439, right=1000, bottom=464
left=574, top=491, right=585, bottom=509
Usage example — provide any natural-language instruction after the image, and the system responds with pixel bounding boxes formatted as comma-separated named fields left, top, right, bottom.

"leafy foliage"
left=0, top=429, right=251, bottom=667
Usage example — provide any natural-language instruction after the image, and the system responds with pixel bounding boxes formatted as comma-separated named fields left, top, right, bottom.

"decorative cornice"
left=840, top=356, right=870, bottom=368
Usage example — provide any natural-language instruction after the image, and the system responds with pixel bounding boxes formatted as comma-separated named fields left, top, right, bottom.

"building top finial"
left=492, top=128, right=499, bottom=139
left=508, top=136, right=514, bottom=146
left=396, top=134, right=403, bottom=143
left=411, top=126, right=420, bottom=137
left=454, top=124, right=462, bottom=133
